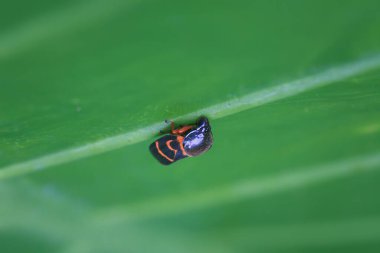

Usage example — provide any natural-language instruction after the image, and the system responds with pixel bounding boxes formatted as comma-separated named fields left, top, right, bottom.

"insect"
left=149, top=116, right=213, bottom=165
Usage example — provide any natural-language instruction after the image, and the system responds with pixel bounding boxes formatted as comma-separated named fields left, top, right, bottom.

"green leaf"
left=1, top=0, right=380, bottom=252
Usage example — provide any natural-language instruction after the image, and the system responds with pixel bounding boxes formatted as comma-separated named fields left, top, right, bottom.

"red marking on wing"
left=166, top=140, right=178, bottom=157
left=156, top=141, right=174, bottom=162
left=177, top=136, right=190, bottom=157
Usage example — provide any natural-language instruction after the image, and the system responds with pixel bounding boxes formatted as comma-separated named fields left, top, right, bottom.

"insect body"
left=149, top=116, right=213, bottom=165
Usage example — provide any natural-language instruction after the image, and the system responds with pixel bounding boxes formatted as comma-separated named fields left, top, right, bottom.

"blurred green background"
left=1, top=0, right=380, bottom=252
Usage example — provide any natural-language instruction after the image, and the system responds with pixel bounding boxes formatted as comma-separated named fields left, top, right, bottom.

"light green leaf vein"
left=94, top=151, right=380, bottom=224
left=1, top=53, right=380, bottom=180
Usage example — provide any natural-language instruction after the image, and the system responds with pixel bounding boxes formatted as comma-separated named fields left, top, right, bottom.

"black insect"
left=149, top=116, right=213, bottom=165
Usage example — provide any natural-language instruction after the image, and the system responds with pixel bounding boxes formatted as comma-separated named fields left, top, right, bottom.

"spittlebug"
left=149, top=116, right=213, bottom=165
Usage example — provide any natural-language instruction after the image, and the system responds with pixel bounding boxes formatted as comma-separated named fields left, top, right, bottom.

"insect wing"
left=149, top=135, right=188, bottom=165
